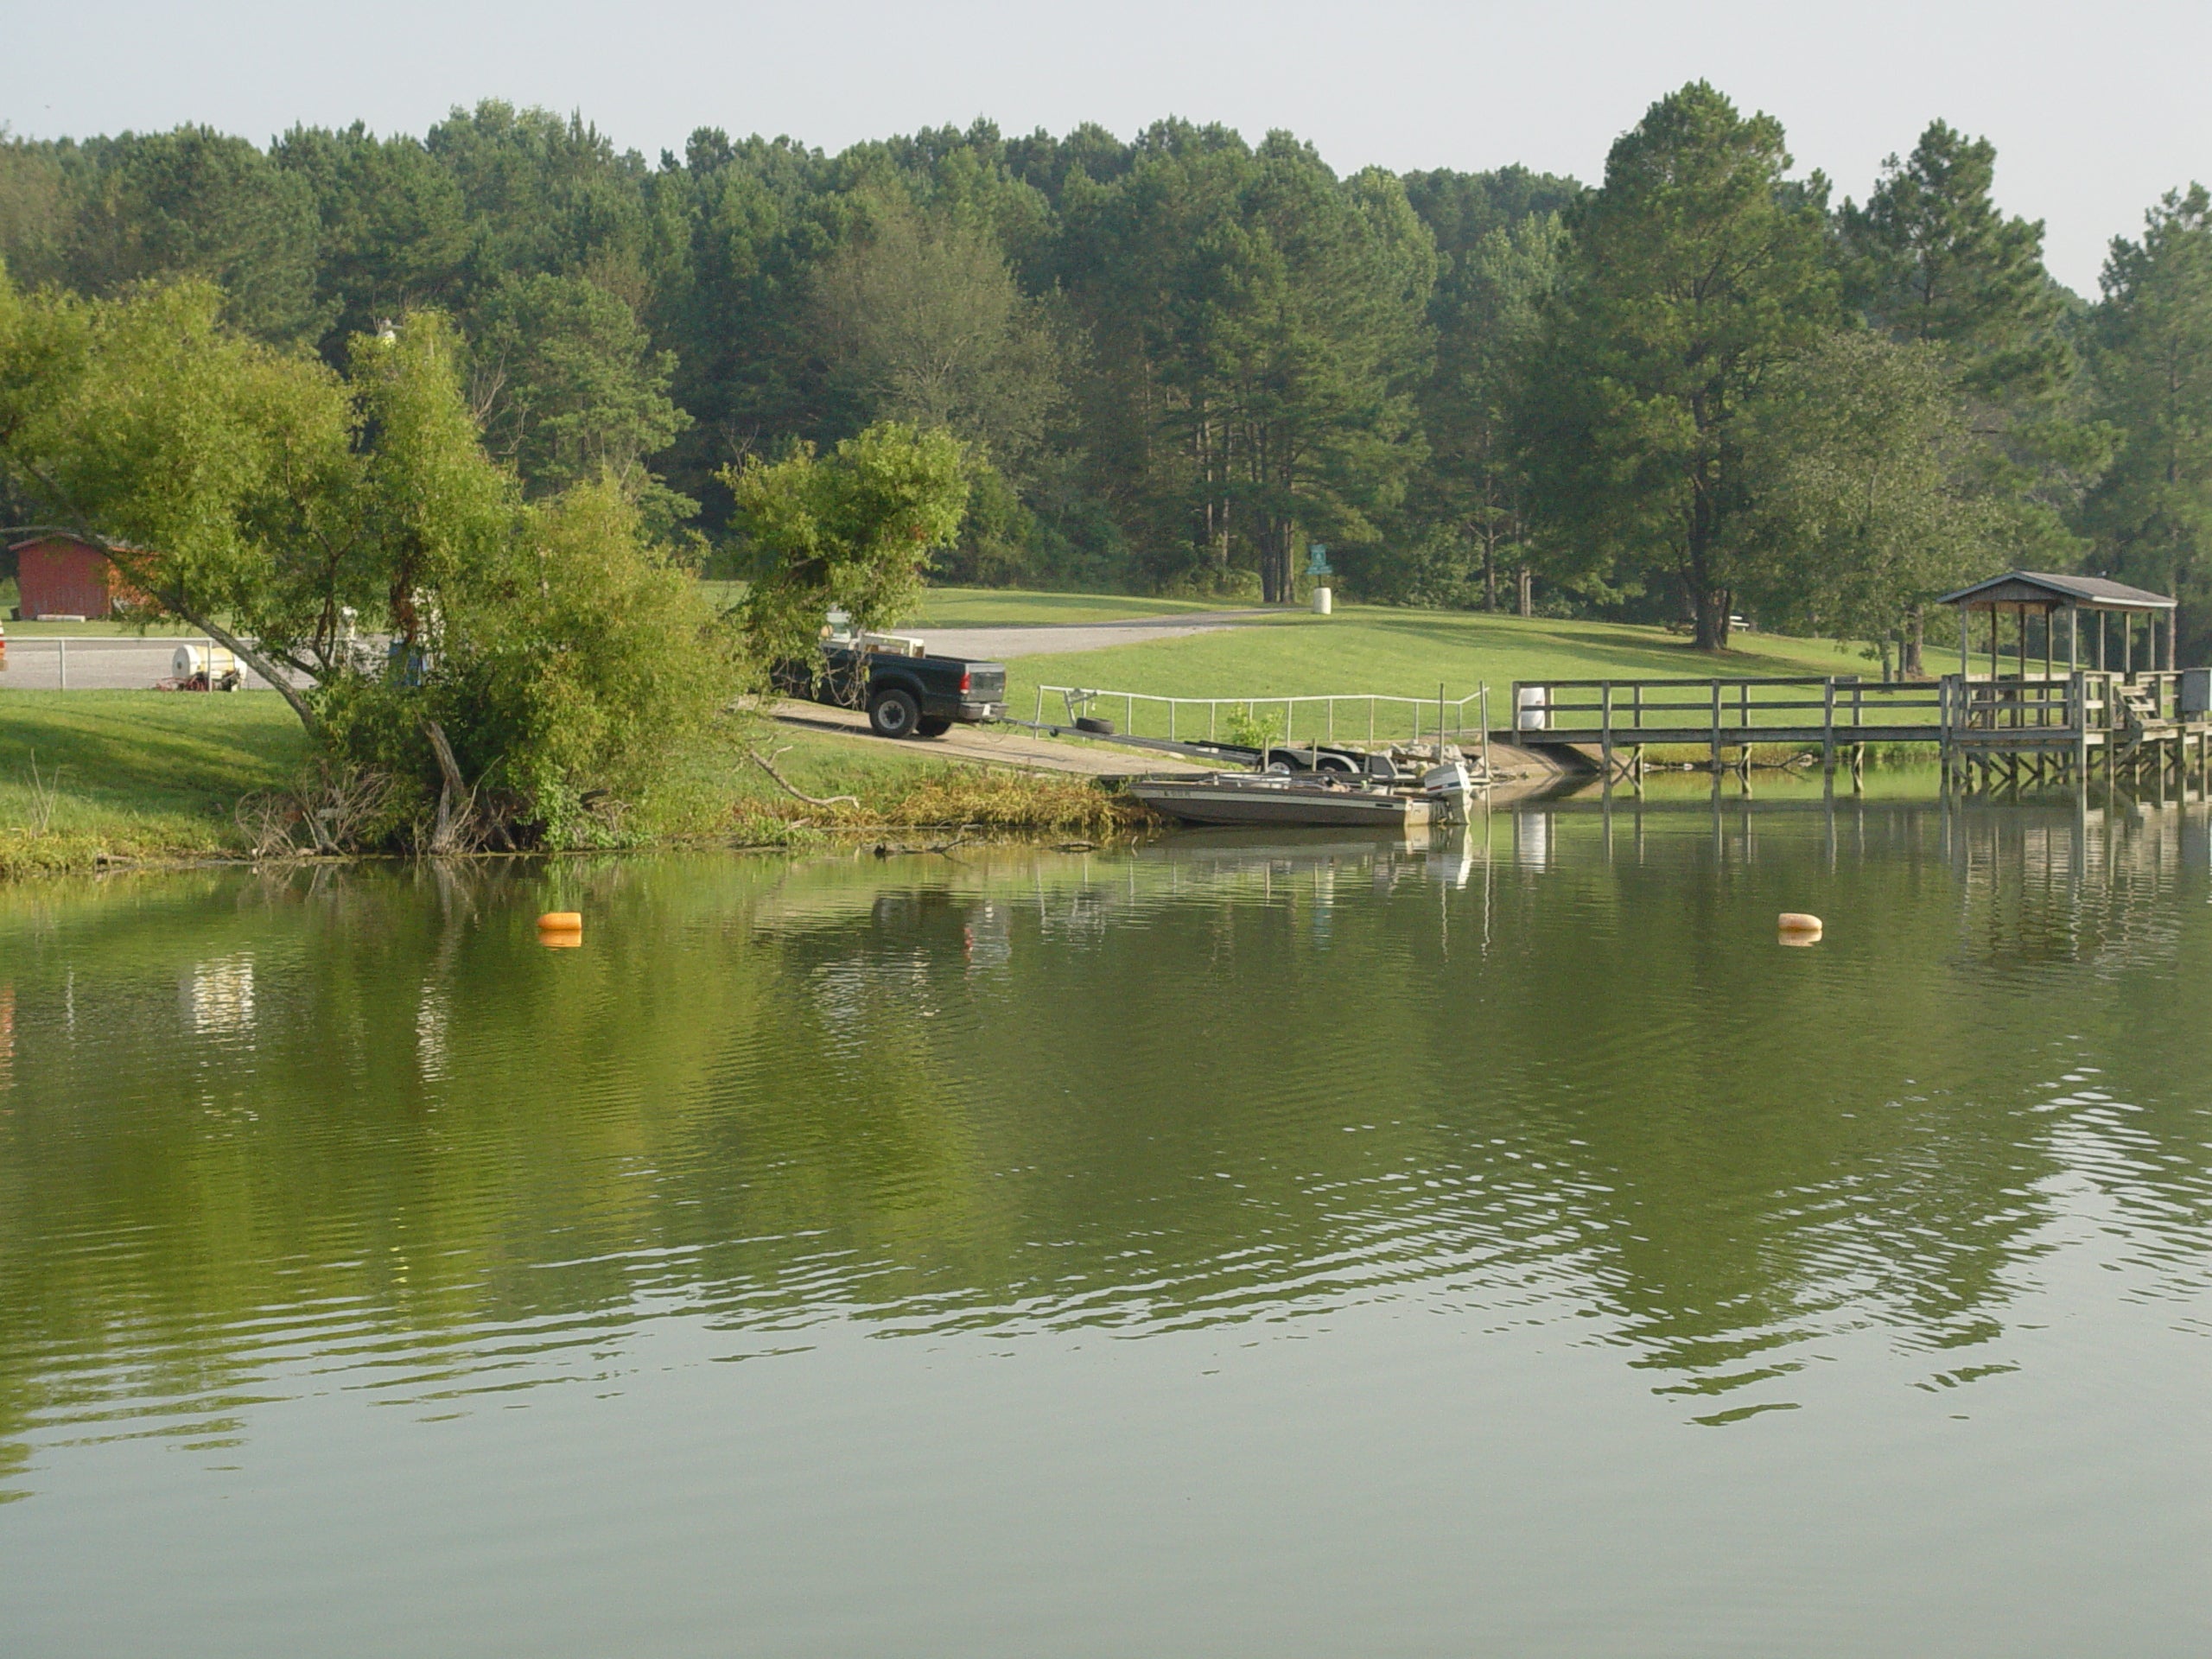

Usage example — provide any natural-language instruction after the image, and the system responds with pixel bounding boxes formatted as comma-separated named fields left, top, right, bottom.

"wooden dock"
left=1505, top=669, right=2212, bottom=793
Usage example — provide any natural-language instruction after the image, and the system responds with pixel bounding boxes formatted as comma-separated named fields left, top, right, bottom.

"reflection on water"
left=1, top=793, right=2209, bottom=1650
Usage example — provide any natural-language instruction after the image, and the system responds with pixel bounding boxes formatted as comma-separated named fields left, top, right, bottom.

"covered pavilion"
left=1936, top=571, right=2177, bottom=678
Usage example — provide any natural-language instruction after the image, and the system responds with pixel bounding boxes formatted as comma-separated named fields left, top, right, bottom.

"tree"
left=812, top=194, right=1065, bottom=474
left=0, top=276, right=734, bottom=841
left=2081, top=185, right=2212, bottom=656
left=1418, top=211, right=1566, bottom=612
left=1060, top=132, right=1433, bottom=601
left=724, top=422, right=969, bottom=672
left=467, top=270, right=695, bottom=530
left=1521, top=83, right=1835, bottom=648
left=1842, top=122, right=2070, bottom=404
left=1841, top=120, right=2101, bottom=594
left=1741, top=330, right=1995, bottom=671
left=0, top=272, right=355, bottom=728
left=274, top=123, right=472, bottom=354
left=63, top=127, right=326, bottom=344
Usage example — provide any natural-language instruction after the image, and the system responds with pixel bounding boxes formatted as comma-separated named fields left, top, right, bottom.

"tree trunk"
left=1516, top=565, right=1533, bottom=617
left=423, top=719, right=473, bottom=856
left=1688, top=580, right=1729, bottom=652
left=1258, top=515, right=1294, bottom=604
left=1902, top=609, right=1925, bottom=678
left=183, top=607, right=322, bottom=735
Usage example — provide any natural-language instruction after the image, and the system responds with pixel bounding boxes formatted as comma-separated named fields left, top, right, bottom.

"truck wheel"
left=868, top=687, right=921, bottom=738
left=916, top=716, right=952, bottom=738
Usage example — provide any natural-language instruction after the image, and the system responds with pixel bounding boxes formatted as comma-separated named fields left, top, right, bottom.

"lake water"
left=1, top=790, right=2209, bottom=1656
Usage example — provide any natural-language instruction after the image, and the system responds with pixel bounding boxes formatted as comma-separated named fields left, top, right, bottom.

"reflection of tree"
left=1, top=810, right=2210, bottom=1489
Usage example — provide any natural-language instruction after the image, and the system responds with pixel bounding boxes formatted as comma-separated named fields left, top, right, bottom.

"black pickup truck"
left=780, top=635, right=1008, bottom=738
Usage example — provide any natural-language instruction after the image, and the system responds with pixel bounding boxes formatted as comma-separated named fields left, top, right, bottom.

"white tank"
left=1515, top=686, right=1549, bottom=731
left=172, top=644, right=240, bottom=681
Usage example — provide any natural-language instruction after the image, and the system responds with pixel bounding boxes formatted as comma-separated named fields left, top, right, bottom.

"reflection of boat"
left=1131, top=763, right=1478, bottom=829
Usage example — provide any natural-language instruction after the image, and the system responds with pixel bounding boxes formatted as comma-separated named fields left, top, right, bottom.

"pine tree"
left=1520, top=83, right=1835, bottom=649
left=1841, top=121, right=2071, bottom=404
left=2082, top=186, right=2212, bottom=654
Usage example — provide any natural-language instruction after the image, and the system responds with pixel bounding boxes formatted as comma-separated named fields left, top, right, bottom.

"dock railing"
left=1033, top=684, right=1488, bottom=748
left=1510, top=676, right=1945, bottom=750
left=1943, top=670, right=2202, bottom=738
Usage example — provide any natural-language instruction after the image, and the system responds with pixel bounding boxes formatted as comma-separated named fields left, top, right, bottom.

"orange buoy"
left=1777, top=911, right=1822, bottom=944
left=537, top=929, right=583, bottom=949
left=537, top=912, right=582, bottom=931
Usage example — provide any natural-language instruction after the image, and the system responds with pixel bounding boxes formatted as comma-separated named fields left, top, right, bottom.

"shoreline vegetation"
left=0, top=689, right=1150, bottom=880
left=3, top=596, right=1935, bottom=882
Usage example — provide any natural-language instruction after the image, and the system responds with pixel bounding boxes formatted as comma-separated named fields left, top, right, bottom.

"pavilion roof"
left=1936, top=571, right=2176, bottom=612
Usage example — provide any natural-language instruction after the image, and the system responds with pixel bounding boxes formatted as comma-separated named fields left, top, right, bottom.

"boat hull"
left=1130, top=779, right=1433, bottom=829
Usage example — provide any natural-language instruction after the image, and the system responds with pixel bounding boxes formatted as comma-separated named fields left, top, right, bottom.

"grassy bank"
left=650, top=720, right=1143, bottom=848
left=0, top=691, right=308, bottom=875
left=0, top=691, right=1141, bottom=877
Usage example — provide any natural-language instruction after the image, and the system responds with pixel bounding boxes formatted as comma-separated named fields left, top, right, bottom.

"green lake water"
left=1, top=789, right=2208, bottom=1656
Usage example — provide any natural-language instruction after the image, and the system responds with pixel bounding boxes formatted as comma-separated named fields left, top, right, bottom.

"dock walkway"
left=1509, top=671, right=2212, bottom=793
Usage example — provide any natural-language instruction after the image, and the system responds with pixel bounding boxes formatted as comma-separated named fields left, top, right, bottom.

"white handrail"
left=1033, top=683, right=1489, bottom=744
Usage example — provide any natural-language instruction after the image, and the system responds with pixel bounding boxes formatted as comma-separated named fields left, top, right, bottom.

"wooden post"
left=2042, top=605, right=2053, bottom=727
left=2061, top=668, right=2079, bottom=787
left=1600, top=681, right=1614, bottom=781
left=1710, top=679, right=1722, bottom=777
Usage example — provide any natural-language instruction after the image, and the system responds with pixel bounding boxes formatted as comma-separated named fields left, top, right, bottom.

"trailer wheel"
left=1313, top=752, right=1359, bottom=774
left=916, top=716, right=952, bottom=738
left=868, top=687, right=921, bottom=738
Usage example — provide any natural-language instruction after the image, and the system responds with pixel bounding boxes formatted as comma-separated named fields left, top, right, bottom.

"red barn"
left=10, top=534, right=147, bottom=620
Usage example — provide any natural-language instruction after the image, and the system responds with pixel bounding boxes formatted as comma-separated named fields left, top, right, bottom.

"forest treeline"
left=4, top=82, right=2211, bottom=658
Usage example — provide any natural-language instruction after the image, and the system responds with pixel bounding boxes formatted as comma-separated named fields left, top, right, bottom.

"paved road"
left=0, top=611, right=1274, bottom=690
left=903, top=611, right=1280, bottom=661
left=0, top=636, right=299, bottom=691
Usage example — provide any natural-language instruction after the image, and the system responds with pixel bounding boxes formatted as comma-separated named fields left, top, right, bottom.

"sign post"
left=1307, top=544, right=1333, bottom=617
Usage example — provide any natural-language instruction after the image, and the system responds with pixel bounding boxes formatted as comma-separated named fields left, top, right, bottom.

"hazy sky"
left=8, top=0, right=2207, bottom=294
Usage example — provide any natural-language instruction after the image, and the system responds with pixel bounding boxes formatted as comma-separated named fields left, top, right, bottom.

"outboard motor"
left=1420, top=760, right=1477, bottom=824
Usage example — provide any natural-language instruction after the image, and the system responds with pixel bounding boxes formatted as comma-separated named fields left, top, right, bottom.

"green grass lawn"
left=0, top=690, right=309, bottom=870
left=991, top=605, right=1880, bottom=741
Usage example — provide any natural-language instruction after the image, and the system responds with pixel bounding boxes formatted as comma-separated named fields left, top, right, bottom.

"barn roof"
left=9, top=531, right=105, bottom=554
left=1936, top=570, right=2176, bottom=612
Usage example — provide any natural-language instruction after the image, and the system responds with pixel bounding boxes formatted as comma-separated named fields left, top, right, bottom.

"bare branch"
left=747, top=747, right=859, bottom=808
